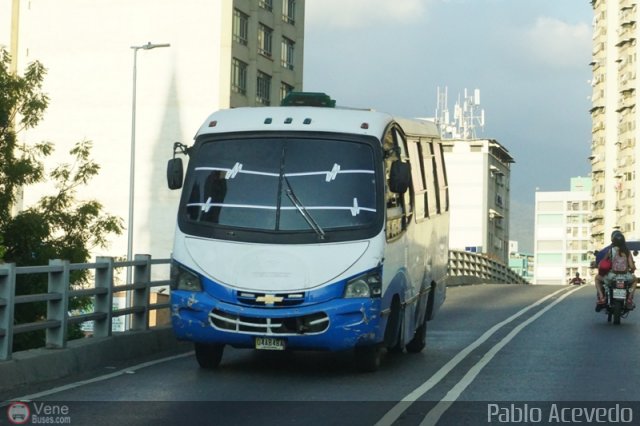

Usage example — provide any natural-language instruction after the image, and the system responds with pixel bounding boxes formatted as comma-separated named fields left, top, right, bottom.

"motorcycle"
left=601, top=275, right=634, bottom=325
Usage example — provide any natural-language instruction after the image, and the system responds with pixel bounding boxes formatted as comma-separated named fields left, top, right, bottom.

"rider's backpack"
left=611, top=248, right=629, bottom=272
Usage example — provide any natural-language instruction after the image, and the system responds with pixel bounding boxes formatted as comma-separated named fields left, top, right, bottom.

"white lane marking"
left=3, top=351, right=194, bottom=404
left=375, top=286, right=576, bottom=426
left=420, top=285, right=583, bottom=425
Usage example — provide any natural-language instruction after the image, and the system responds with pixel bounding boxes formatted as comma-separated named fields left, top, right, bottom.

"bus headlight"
left=343, top=270, right=382, bottom=298
left=170, top=263, right=203, bottom=292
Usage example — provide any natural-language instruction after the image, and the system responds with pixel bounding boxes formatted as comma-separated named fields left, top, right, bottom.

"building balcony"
left=619, top=138, right=636, bottom=150
left=591, top=190, right=606, bottom=203
left=591, top=122, right=605, bottom=133
left=620, top=75, right=636, bottom=92
left=616, top=95, right=636, bottom=112
left=593, top=30, right=607, bottom=46
left=620, top=0, right=634, bottom=10
left=593, top=43, right=605, bottom=56
left=616, top=35, right=635, bottom=47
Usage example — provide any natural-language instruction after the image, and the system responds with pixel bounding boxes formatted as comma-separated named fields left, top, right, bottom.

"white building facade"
left=533, top=177, right=593, bottom=285
left=1, top=0, right=305, bottom=261
left=442, top=138, right=513, bottom=264
left=590, top=0, right=640, bottom=246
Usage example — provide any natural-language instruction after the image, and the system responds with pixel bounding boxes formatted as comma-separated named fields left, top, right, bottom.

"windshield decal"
left=226, top=162, right=243, bottom=179
left=189, top=197, right=277, bottom=213
left=350, top=197, right=364, bottom=216
left=328, top=163, right=340, bottom=181
left=195, top=166, right=280, bottom=178
left=299, top=198, right=377, bottom=216
left=188, top=196, right=375, bottom=216
left=194, top=165, right=374, bottom=182
left=284, top=168, right=374, bottom=181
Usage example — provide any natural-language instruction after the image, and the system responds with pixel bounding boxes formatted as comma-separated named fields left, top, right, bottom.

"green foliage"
left=0, top=49, right=51, bottom=227
left=0, top=48, right=124, bottom=351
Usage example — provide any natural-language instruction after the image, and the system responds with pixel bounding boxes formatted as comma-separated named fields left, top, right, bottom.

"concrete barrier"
left=0, top=326, right=191, bottom=395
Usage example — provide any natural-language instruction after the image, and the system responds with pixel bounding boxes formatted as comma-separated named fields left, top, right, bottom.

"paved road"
left=3, top=284, right=640, bottom=425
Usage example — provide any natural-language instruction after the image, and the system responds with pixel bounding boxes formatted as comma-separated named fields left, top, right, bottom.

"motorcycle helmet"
left=611, top=230, right=625, bottom=247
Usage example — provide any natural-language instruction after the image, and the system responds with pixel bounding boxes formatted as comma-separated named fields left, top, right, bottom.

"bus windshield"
left=183, top=136, right=378, bottom=234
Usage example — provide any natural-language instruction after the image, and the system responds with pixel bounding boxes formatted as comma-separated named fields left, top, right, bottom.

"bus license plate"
left=255, top=337, right=285, bottom=351
left=613, top=288, right=627, bottom=300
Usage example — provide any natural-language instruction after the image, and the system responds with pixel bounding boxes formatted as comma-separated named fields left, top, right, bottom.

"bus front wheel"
left=354, top=345, right=382, bottom=372
left=195, top=342, right=225, bottom=369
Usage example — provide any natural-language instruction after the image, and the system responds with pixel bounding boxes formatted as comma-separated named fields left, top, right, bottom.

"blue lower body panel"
left=171, top=291, right=384, bottom=351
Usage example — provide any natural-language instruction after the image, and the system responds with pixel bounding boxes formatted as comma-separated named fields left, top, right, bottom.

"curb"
left=0, top=327, right=191, bottom=395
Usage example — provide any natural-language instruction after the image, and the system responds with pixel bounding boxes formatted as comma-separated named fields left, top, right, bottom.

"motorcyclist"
left=595, top=230, right=637, bottom=312
left=569, top=272, right=584, bottom=286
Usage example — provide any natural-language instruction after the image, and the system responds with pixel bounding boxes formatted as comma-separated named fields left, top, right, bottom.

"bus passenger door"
left=383, top=126, right=419, bottom=343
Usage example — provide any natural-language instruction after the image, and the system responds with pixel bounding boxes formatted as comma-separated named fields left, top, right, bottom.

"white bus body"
left=168, top=100, right=450, bottom=371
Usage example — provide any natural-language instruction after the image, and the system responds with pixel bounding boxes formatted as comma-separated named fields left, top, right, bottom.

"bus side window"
left=384, top=127, right=413, bottom=241
left=393, top=129, right=413, bottom=220
left=407, top=138, right=426, bottom=220
left=432, top=140, right=449, bottom=212
left=422, top=139, right=438, bottom=217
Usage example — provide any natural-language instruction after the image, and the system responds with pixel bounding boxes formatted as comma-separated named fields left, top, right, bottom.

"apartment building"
left=1, top=0, right=305, bottom=261
left=508, top=241, right=534, bottom=282
left=590, top=0, right=639, bottom=245
left=534, top=177, right=593, bottom=285
left=442, top=138, right=513, bottom=264
left=231, top=0, right=304, bottom=107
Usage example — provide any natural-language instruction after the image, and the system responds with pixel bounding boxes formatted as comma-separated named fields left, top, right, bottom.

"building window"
left=257, top=71, right=272, bottom=105
left=233, top=9, right=249, bottom=46
left=258, top=24, right=273, bottom=58
left=282, top=0, right=296, bottom=24
left=281, top=37, right=294, bottom=70
left=259, top=0, right=273, bottom=12
left=280, top=82, right=294, bottom=102
left=231, top=58, right=248, bottom=95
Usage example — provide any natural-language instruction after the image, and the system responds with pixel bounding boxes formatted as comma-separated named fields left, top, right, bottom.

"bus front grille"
left=235, top=291, right=306, bottom=307
left=209, top=309, right=329, bottom=335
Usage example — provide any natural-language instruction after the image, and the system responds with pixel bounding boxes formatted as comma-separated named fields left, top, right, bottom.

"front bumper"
left=171, top=290, right=383, bottom=351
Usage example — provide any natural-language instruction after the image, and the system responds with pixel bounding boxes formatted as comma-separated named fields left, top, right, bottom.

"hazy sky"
left=303, top=0, right=593, bottom=251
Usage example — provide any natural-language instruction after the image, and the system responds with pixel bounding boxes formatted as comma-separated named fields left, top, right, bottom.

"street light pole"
left=127, top=42, right=170, bottom=289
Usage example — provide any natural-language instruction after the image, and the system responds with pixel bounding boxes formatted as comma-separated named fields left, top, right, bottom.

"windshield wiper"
left=283, top=176, right=325, bottom=240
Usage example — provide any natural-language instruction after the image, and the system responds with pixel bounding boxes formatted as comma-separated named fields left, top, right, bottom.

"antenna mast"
left=435, top=87, right=485, bottom=140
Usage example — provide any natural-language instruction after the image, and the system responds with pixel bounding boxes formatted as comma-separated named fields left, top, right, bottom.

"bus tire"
left=355, top=345, right=382, bottom=372
left=195, top=342, right=224, bottom=369
left=407, top=286, right=432, bottom=353
left=384, top=296, right=403, bottom=352
left=406, top=314, right=427, bottom=353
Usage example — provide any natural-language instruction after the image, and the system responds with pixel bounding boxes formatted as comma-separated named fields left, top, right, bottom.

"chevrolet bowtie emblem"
left=256, top=294, right=284, bottom=305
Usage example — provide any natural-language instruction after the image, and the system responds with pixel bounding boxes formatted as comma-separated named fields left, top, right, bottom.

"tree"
left=0, top=48, right=124, bottom=351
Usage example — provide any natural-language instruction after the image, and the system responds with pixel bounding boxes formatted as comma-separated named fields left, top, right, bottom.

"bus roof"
left=195, top=106, right=440, bottom=141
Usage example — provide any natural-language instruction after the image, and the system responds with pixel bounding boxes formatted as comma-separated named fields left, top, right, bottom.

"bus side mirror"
left=167, top=158, right=184, bottom=190
left=389, top=161, right=411, bottom=194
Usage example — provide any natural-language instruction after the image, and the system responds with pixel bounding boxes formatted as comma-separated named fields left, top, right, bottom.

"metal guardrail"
left=0, top=250, right=526, bottom=363
left=0, top=254, right=171, bottom=361
left=448, top=250, right=530, bottom=285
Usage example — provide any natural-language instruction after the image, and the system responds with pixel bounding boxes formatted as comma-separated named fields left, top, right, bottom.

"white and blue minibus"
left=167, top=93, right=450, bottom=371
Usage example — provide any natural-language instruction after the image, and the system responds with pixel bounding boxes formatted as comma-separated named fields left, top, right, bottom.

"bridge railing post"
left=0, top=263, right=16, bottom=361
left=94, top=256, right=114, bottom=338
left=46, top=259, right=70, bottom=349
left=131, top=254, right=151, bottom=331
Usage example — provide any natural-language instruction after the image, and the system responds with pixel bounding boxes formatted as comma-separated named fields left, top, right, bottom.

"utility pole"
left=9, top=0, right=24, bottom=216
left=10, top=0, right=20, bottom=73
